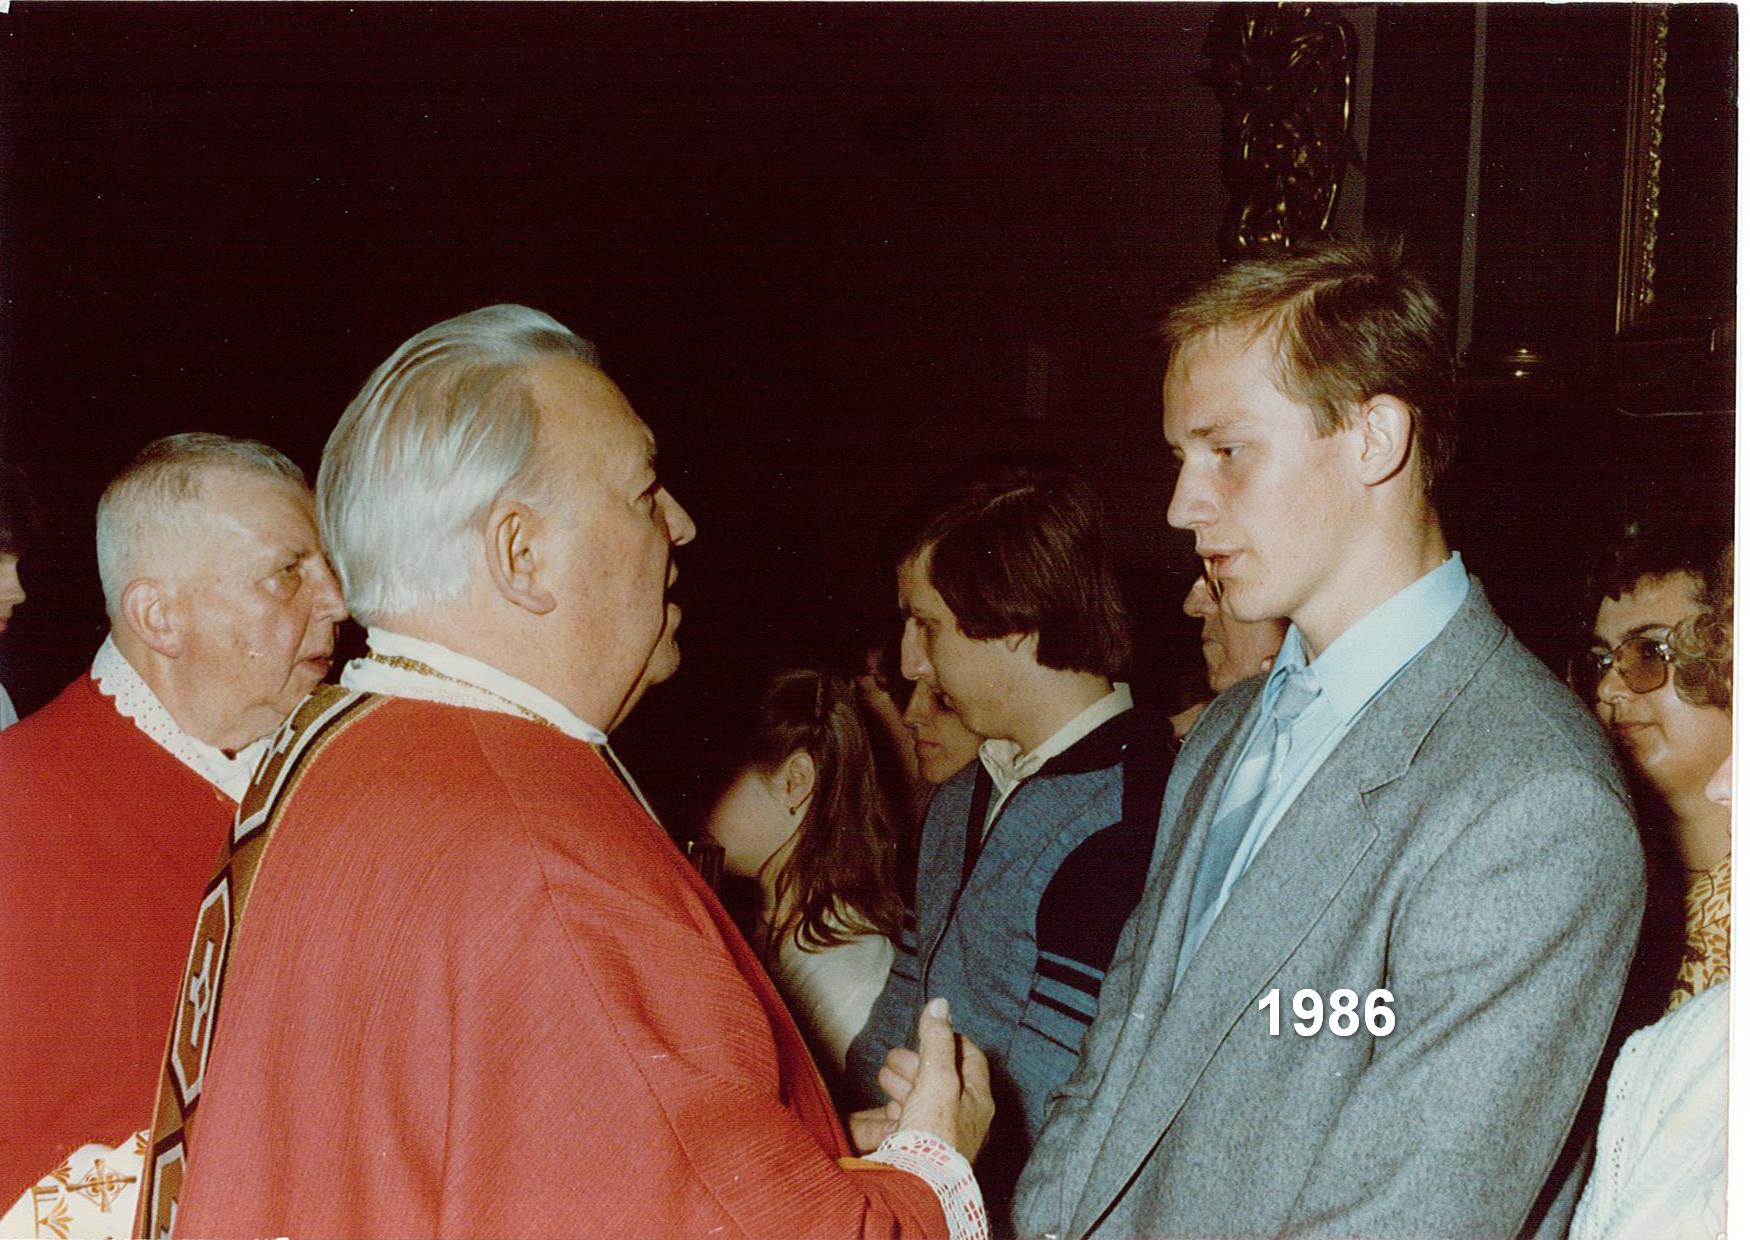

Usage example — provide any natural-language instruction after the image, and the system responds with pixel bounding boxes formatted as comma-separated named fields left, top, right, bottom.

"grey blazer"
left=1012, top=582, right=1645, bottom=1240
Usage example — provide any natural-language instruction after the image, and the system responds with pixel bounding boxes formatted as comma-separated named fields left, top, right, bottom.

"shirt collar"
left=1268, top=552, right=1470, bottom=725
left=979, top=682, right=1133, bottom=793
left=340, top=628, right=610, bottom=746
left=90, top=633, right=267, bottom=802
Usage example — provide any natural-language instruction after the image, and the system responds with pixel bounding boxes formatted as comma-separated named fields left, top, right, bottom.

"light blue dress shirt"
left=1175, top=552, right=1471, bottom=977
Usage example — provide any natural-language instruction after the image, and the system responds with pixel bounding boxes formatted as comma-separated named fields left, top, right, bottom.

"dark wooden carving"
left=1205, top=3, right=1359, bottom=258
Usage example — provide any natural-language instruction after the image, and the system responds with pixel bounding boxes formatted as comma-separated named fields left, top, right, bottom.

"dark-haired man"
left=847, top=461, right=1175, bottom=1225
left=1014, top=239, right=1643, bottom=1239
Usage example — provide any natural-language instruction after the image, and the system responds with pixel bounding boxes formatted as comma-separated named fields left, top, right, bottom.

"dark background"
left=0, top=3, right=1734, bottom=829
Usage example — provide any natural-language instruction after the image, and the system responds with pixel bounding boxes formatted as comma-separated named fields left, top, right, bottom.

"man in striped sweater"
left=846, top=460, right=1176, bottom=1230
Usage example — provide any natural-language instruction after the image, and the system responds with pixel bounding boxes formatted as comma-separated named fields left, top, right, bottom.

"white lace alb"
left=339, top=629, right=658, bottom=821
left=91, top=635, right=266, bottom=803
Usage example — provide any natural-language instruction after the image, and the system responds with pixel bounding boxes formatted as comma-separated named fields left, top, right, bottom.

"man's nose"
left=1165, top=467, right=1212, bottom=531
left=899, top=622, right=930, bottom=683
left=660, top=488, right=697, bottom=547
left=314, top=560, right=349, bottom=624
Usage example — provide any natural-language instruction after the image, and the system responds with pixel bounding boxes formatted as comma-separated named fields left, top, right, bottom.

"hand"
left=879, top=1046, right=920, bottom=1108
left=847, top=1100, right=901, bottom=1153
left=845, top=1035, right=925, bottom=1152
left=892, top=996, right=994, bottom=1163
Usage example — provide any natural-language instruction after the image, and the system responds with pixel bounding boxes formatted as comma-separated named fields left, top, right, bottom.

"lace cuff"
left=863, top=1129, right=987, bottom=1240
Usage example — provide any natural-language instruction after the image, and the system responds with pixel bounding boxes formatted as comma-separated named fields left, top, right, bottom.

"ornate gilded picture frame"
left=1614, top=3, right=1735, bottom=343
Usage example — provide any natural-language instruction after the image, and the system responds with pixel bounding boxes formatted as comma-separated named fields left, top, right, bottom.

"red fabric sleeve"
left=445, top=826, right=948, bottom=1238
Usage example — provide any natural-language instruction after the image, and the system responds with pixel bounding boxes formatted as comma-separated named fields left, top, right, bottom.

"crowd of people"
left=0, top=238, right=1730, bottom=1240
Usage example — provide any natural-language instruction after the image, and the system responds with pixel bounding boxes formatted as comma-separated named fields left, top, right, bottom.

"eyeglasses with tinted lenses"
left=1573, top=633, right=1674, bottom=699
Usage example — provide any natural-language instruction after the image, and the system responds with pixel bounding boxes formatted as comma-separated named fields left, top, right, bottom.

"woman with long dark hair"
left=706, top=668, right=907, bottom=1085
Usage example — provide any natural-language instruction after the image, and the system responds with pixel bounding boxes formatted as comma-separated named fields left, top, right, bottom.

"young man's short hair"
left=1162, top=236, right=1458, bottom=494
left=895, top=458, right=1131, bottom=678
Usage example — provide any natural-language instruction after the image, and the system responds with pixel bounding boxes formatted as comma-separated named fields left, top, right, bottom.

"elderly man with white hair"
left=143, top=305, right=993, bottom=1240
left=0, top=434, right=346, bottom=1231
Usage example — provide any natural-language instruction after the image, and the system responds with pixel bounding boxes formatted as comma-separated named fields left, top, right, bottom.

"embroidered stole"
left=134, top=686, right=383, bottom=1239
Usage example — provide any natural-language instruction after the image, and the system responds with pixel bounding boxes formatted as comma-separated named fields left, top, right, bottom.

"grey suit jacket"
left=1013, top=582, right=1644, bottom=1240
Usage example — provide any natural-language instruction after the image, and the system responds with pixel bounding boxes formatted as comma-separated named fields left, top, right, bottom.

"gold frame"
left=1614, top=5, right=1668, bottom=335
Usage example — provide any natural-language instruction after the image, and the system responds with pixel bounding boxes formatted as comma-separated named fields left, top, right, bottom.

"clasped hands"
left=848, top=996, right=994, bottom=1162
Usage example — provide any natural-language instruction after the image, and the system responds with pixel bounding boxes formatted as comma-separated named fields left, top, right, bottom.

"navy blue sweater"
left=845, top=706, right=1175, bottom=1225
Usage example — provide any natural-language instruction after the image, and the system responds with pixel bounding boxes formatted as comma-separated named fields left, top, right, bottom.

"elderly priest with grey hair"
left=140, top=304, right=995, bottom=1240
left=0, top=433, right=347, bottom=1236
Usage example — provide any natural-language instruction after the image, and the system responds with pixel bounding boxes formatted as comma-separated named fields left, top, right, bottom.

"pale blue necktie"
left=1174, top=667, right=1321, bottom=986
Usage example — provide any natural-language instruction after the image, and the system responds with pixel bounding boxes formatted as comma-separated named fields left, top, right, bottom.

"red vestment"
left=0, top=674, right=233, bottom=1200
left=177, top=699, right=944, bottom=1237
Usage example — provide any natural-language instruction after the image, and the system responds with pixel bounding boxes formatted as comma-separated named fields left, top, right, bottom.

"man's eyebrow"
left=1184, top=417, right=1247, bottom=440
left=1165, top=417, right=1245, bottom=449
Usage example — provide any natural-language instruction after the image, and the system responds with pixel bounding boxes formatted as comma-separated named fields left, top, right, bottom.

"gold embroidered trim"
left=362, top=651, right=558, bottom=731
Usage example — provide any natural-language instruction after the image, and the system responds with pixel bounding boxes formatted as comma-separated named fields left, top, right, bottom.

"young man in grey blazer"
left=1011, top=240, right=1644, bottom=1240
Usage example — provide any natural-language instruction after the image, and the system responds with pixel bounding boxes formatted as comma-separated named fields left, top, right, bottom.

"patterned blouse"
left=1668, top=853, right=1731, bottom=1013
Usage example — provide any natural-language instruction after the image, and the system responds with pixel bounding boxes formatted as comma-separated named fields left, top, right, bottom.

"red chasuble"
left=175, top=699, right=944, bottom=1237
left=0, top=675, right=234, bottom=1200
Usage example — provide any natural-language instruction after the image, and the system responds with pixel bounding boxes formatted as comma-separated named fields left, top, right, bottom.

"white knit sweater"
left=1570, top=981, right=1727, bottom=1240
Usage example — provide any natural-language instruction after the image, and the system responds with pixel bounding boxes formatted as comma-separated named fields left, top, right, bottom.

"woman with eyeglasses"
left=1580, top=525, right=1732, bottom=1017
left=1570, top=544, right=1729, bottom=1240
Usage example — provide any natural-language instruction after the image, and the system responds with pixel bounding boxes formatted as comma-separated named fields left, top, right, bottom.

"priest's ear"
left=483, top=498, right=557, bottom=616
left=118, top=577, right=183, bottom=658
